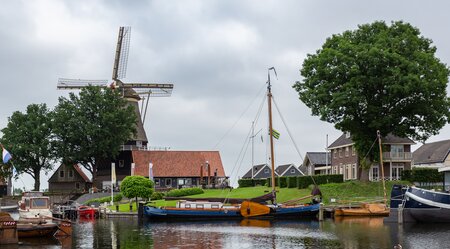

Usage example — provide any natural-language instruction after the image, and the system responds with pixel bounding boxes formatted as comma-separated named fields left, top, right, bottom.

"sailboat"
left=334, top=131, right=389, bottom=217
left=144, top=68, right=320, bottom=219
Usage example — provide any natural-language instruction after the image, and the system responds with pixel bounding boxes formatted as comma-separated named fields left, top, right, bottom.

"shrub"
left=166, top=187, right=204, bottom=197
left=402, top=168, right=443, bottom=183
left=279, top=177, right=287, bottom=188
left=151, top=191, right=165, bottom=200
left=287, top=176, right=297, bottom=188
left=238, top=179, right=254, bottom=188
left=297, top=174, right=343, bottom=188
left=85, top=193, right=123, bottom=205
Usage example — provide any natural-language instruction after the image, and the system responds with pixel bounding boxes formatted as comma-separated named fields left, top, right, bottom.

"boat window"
left=196, top=204, right=204, bottom=209
left=211, top=204, right=219, bottom=209
left=25, top=199, right=30, bottom=207
left=60, top=170, right=65, bottom=178
left=185, top=204, right=191, bottom=208
left=32, top=198, right=48, bottom=208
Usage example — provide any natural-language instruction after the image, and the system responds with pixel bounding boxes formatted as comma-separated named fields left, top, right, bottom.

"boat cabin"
left=19, top=192, right=50, bottom=210
left=438, top=166, right=450, bottom=192
left=176, top=201, right=226, bottom=209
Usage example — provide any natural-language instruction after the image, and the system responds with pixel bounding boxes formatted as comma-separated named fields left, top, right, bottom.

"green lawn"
left=109, top=180, right=410, bottom=211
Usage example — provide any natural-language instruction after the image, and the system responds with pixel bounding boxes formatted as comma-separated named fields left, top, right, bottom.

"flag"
left=149, top=162, right=154, bottom=181
left=271, top=129, right=280, bottom=140
left=131, top=163, right=135, bottom=176
left=111, top=163, right=116, bottom=185
left=2, top=146, right=12, bottom=164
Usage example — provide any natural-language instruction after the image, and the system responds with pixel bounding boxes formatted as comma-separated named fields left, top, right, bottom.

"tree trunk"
left=34, top=169, right=41, bottom=191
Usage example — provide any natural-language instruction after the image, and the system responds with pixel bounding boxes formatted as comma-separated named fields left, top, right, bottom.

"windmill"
left=57, top=26, right=174, bottom=149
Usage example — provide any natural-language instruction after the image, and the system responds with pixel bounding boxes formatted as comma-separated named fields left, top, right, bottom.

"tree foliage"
left=52, top=86, right=136, bottom=184
left=294, top=21, right=450, bottom=162
left=0, top=104, right=55, bottom=190
left=120, top=176, right=154, bottom=204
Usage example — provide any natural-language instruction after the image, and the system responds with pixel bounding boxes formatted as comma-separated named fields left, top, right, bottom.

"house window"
left=339, top=164, right=343, bottom=174
left=264, top=168, right=269, bottom=174
left=333, top=150, right=337, bottom=159
left=75, top=182, right=80, bottom=189
left=345, top=147, right=349, bottom=157
left=155, top=179, right=160, bottom=186
left=59, top=170, right=64, bottom=178
left=371, top=166, right=379, bottom=181
left=339, top=149, right=342, bottom=158
left=391, top=145, right=404, bottom=160
left=345, top=132, right=351, bottom=138
left=165, top=179, right=172, bottom=186
left=69, top=170, right=74, bottom=178
left=290, top=169, right=295, bottom=174
left=352, top=164, right=357, bottom=179
left=119, top=160, right=125, bottom=168
left=178, top=179, right=185, bottom=185
left=352, top=146, right=356, bottom=156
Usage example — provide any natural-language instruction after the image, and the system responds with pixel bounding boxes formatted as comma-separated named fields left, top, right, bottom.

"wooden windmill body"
left=57, top=27, right=173, bottom=187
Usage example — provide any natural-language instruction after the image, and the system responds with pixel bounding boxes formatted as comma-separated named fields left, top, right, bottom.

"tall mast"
left=267, top=68, right=276, bottom=202
left=377, top=130, right=387, bottom=205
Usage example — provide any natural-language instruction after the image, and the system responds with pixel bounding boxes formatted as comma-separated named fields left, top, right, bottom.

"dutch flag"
left=2, top=146, right=12, bottom=164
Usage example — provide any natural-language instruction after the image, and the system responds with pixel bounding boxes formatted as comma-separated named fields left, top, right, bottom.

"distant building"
left=303, top=152, right=331, bottom=175
left=242, top=164, right=277, bottom=179
left=48, top=164, right=92, bottom=193
left=275, top=164, right=304, bottom=177
left=132, top=150, right=227, bottom=190
left=413, top=139, right=450, bottom=169
left=242, top=163, right=303, bottom=179
left=328, top=132, right=414, bottom=181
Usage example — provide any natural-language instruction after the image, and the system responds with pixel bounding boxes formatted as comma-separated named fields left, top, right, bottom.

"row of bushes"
left=238, top=174, right=344, bottom=188
left=402, top=168, right=443, bottom=183
left=165, top=187, right=204, bottom=197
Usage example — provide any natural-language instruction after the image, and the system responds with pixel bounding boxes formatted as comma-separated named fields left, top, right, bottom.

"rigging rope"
left=212, top=82, right=267, bottom=150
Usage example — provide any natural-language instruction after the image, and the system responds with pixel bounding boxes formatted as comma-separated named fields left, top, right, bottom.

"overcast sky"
left=2, top=0, right=450, bottom=190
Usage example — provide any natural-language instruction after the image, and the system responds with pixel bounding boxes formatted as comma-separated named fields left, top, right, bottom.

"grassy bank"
left=111, top=180, right=409, bottom=211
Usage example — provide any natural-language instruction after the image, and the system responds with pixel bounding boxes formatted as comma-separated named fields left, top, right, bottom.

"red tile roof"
left=132, top=150, right=226, bottom=177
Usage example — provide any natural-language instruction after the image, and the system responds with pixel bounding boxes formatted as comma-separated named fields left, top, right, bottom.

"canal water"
left=8, top=216, right=450, bottom=248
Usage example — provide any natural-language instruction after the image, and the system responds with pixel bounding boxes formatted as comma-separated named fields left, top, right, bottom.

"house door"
left=391, top=163, right=404, bottom=180
left=369, top=165, right=379, bottom=181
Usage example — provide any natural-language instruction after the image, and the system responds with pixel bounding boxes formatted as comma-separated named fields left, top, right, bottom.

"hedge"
left=238, top=179, right=267, bottom=188
left=85, top=193, right=123, bottom=205
left=279, top=177, right=287, bottom=188
left=165, top=187, right=204, bottom=197
left=402, top=168, right=443, bottom=183
left=287, top=176, right=297, bottom=188
left=297, top=174, right=343, bottom=189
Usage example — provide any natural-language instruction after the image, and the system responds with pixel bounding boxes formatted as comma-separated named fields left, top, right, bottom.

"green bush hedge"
left=151, top=191, right=165, bottom=200
left=402, top=168, right=443, bottom=183
left=166, top=187, right=204, bottom=197
left=238, top=179, right=267, bottom=188
left=279, top=177, right=287, bottom=188
left=297, top=174, right=343, bottom=189
left=287, top=176, right=297, bottom=188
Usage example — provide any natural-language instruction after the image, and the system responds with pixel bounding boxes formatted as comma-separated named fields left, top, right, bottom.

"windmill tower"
left=57, top=27, right=173, bottom=187
left=57, top=26, right=174, bottom=149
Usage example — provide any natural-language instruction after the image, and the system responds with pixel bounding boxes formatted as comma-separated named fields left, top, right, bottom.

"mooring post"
left=319, top=203, right=324, bottom=221
left=138, top=202, right=144, bottom=223
left=398, top=204, right=403, bottom=224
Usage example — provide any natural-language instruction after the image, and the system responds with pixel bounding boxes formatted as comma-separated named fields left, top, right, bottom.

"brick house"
left=303, top=152, right=331, bottom=175
left=132, top=150, right=227, bottom=190
left=48, top=164, right=92, bottom=193
left=328, top=132, right=414, bottom=181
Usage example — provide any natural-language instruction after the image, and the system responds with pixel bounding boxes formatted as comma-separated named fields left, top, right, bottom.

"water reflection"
left=12, top=215, right=450, bottom=248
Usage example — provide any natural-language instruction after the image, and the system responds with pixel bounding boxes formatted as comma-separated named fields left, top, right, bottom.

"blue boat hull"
left=388, top=184, right=450, bottom=222
left=144, top=203, right=320, bottom=220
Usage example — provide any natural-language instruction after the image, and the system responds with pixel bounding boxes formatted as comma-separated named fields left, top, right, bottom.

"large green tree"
left=294, top=21, right=450, bottom=177
left=1, top=103, right=56, bottom=190
left=52, top=86, right=136, bottom=185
